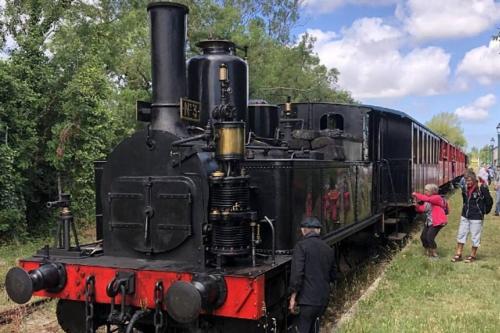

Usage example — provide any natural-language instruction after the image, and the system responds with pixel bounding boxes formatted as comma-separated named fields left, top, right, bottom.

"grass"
left=336, top=189, right=500, bottom=333
left=0, top=237, right=54, bottom=311
left=0, top=223, right=96, bottom=311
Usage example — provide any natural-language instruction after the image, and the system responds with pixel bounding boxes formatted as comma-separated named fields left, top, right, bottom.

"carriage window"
left=430, top=137, right=433, bottom=164
left=432, top=139, right=435, bottom=163
left=441, top=143, right=447, bottom=160
left=320, top=114, right=344, bottom=130
left=413, top=127, right=418, bottom=164
left=435, top=138, right=438, bottom=163
left=423, top=133, right=427, bottom=164
left=430, top=138, right=433, bottom=163
left=429, top=137, right=433, bottom=164
left=427, top=135, right=431, bottom=164
left=433, top=139, right=437, bottom=163
left=427, top=134, right=430, bottom=163
left=429, top=136, right=433, bottom=163
left=425, top=134, right=429, bottom=164
left=418, top=131, right=423, bottom=164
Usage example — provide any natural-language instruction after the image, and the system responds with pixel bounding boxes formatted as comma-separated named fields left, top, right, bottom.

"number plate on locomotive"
left=180, top=98, right=201, bottom=122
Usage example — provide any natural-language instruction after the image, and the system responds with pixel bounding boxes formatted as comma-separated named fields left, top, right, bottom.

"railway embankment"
left=334, top=188, right=500, bottom=333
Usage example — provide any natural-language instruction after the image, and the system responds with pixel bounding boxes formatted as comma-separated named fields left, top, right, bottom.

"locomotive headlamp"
left=5, top=263, right=67, bottom=304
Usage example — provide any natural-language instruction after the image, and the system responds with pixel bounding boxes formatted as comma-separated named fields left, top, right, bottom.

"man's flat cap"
left=300, top=216, right=322, bottom=228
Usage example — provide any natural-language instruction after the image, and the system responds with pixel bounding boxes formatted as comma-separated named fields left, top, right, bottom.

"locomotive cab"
left=279, top=102, right=369, bottom=162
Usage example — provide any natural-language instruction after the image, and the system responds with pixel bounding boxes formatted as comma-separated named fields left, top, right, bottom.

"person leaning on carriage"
left=289, top=217, right=337, bottom=333
left=451, top=171, right=493, bottom=263
left=412, top=184, right=449, bottom=258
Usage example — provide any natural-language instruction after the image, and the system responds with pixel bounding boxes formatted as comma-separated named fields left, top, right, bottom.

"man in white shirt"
left=478, top=164, right=489, bottom=185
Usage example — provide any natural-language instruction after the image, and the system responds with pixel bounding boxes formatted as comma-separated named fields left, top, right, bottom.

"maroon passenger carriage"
left=4, top=2, right=466, bottom=333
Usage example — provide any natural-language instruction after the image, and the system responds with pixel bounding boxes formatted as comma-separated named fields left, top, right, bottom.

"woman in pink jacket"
left=413, top=184, right=448, bottom=258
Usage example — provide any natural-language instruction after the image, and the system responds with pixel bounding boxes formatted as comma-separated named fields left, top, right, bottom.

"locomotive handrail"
left=407, top=158, right=412, bottom=200
left=262, top=216, right=276, bottom=266
left=171, top=133, right=208, bottom=147
left=290, top=150, right=311, bottom=159
left=246, top=145, right=289, bottom=151
left=246, top=131, right=283, bottom=146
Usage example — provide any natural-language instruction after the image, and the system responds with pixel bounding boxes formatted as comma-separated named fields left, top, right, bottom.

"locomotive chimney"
left=147, top=2, right=188, bottom=134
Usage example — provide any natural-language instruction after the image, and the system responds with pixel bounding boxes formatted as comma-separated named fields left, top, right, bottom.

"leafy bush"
left=0, top=144, right=27, bottom=238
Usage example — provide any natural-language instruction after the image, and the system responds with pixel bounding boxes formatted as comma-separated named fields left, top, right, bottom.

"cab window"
left=320, top=114, right=344, bottom=130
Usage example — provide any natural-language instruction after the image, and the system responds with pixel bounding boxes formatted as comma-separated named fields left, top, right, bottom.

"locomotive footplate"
left=16, top=255, right=290, bottom=321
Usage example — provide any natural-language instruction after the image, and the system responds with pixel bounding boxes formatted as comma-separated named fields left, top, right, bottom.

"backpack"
left=480, top=185, right=493, bottom=215
left=441, top=195, right=449, bottom=215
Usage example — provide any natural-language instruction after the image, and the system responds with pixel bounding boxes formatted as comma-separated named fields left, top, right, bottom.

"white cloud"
left=302, top=0, right=397, bottom=14
left=457, top=39, right=500, bottom=85
left=305, top=29, right=337, bottom=45
left=305, top=18, right=451, bottom=98
left=454, top=94, right=495, bottom=121
left=398, top=0, right=500, bottom=40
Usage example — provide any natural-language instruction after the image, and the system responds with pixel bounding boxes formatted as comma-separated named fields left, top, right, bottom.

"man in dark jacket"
left=289, top=217, right=337, bottom=333
left=451, top=172, right=493, bottom=263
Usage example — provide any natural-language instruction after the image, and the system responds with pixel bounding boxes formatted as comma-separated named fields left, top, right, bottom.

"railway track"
left=0, top=298, right=51, bottom=325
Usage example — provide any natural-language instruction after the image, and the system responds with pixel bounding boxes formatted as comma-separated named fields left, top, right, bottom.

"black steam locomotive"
left=5, top=2, right=466, bottom=333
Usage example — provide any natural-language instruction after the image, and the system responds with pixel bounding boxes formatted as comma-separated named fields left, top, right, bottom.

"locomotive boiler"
left=4, top=2, right=466, bottom=333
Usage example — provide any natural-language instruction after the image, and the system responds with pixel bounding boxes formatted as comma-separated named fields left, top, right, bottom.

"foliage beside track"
left=336, top=189, right=500, bottom=333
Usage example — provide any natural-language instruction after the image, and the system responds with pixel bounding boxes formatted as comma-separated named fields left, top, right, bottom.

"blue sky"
left=296, top=0, right=500, bottom=151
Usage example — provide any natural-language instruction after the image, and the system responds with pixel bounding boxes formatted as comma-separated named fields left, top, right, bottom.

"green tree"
left=425, top=112, right=467, bottom=149
left=46, top=57, right=123, bottom=219
left=0, top=143, right=26, bottom=238
left=477, top=145, right=494, bottom=165
left=0, top=0, right=71, bottom=234
left=0, top=0, right=130, bottom=235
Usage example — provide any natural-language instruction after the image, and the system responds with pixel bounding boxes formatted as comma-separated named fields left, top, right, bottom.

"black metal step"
left=387, top=232, right=407, bottom=241
left=384, top=218, right=399, bottom=225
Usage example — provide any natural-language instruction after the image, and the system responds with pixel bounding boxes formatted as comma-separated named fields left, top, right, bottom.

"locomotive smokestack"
left=147, top=2, right=188, bottom=134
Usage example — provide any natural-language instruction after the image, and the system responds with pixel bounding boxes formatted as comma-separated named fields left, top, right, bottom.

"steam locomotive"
left=5, top=2, right=466, bottom=332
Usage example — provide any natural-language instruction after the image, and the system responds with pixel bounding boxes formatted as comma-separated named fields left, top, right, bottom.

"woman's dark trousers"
left=420, top=225, right=442, bottom=249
